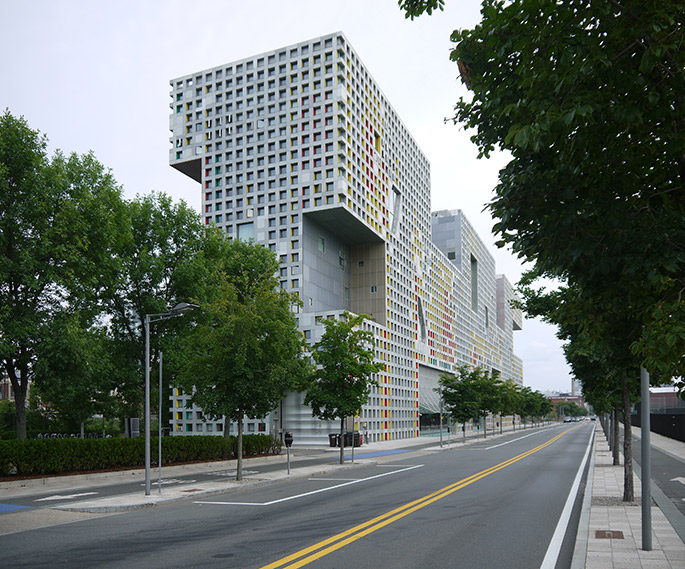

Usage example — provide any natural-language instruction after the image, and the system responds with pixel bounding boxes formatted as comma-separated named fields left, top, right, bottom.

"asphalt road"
left=0, top=424, right=594, bottom=569
left=0, top=452, right=339, bottom=509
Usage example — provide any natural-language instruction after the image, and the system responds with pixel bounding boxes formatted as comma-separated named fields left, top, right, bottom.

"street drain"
left=181, top=488, right=203, bottom=493
left=595, top=530, right=624, bottom=539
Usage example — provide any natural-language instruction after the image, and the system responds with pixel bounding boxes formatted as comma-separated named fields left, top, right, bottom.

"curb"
left=571, top=426, right=596, bottom=569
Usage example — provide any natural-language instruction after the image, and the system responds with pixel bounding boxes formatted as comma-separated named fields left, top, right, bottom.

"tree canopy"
left=439, top=365, right=552, bottom=439
left=100, top=191, right=208, bottom=420
left=398, top=0, right=445, bottom=19
left=0, top=111, right=220, bottom=440
left=516, top=273, right=642, bottom=499
left=32, top=312, right=116, bottom=436
left=448, top=0, right=684, bottom=382
left=174, top=238, right=308, bottom=479
left=438, top=366, right=484, bottom=427
left=0, top=111, right=126, bottom=439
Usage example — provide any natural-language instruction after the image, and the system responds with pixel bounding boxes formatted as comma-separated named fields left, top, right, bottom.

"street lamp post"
left=439, top=388, right=444, bottom=448
left=144, top=302, right=198, bottom=496
left=158, top=351, right=163, bottom=494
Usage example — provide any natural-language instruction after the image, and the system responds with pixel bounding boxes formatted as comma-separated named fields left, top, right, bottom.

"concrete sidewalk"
left=578, top=428, right=685, bottom=569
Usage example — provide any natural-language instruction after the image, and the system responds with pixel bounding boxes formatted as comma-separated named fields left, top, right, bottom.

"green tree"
left=305, top=313, right=382, bottom=464
left=536, top=392, right=554, bottom=424
left=99, top=192, right=207, bottom=427
left=398, top=0, right=444, bottom=19
left=0, top=111, right=125, bottom=439
left=449, top=1, right=684, bottom=382
left=557, top=401, right=586, bottom=418
left=175, top=238, right=308, bottom=480
left=499, top=380, right=522, bottom=432
left=517, top=273, right=642, bottom=499
left=513, top=386, right=551, bottom=428
left=32, top=312, right=116, bottom=437
left=438, top=366, right=482, bottom=442
left=476, top=372, right=501, bottom=438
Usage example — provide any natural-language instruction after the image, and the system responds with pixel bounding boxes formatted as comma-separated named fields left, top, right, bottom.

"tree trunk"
left=7, top=363, right=27, bottom=440
left=622, top=381, right=634, bottom=502
left=237, top=412, right=244, bottom=481
left=609, top=410, right=615, bottom=452
left=14, top=390, right=27, bottom=440
left=612, top=408, right=620, bottom=466
left=462, top=422, right=466, bottom=443
left=339, top=418, right=345, bottom=465
left=601, top=413, right=607, bottom=441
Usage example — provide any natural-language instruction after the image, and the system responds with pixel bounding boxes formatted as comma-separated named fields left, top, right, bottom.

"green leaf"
left=639, top=51, right=656, bottom=74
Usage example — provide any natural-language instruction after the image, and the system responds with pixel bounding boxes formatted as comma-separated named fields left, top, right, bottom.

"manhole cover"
left=595, top=530, right=624, bottom=539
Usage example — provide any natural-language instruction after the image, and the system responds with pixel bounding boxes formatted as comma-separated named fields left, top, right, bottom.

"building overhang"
left=304, top=205, right=384, bottom=246
left=171, top=158, right=201, bottom=183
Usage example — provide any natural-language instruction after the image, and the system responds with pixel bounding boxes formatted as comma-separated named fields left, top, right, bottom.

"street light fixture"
left=144, top=302, right=199, bottom=496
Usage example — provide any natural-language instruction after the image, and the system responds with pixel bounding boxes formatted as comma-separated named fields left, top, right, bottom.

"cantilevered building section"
left=168, top=32, right=522, bottom=443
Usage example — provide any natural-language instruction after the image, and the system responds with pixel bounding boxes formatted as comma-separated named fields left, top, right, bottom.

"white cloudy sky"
left=1, top=0, right=573, bottom=393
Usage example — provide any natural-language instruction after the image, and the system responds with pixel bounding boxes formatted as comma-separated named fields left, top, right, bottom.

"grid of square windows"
left=169, top=33, right=520, bottom=442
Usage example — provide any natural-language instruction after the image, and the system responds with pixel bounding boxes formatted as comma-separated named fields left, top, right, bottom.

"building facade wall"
left=167, top=32, right=522, bottom=443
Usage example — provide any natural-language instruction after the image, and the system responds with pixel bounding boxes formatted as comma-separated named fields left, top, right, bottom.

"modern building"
left=167, top=32, right=523, bottom=443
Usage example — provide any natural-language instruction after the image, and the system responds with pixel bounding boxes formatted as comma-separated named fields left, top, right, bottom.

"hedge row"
left=0, top=434, right=282, bottom=477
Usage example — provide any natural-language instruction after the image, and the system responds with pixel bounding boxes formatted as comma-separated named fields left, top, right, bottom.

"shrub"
left=0, top=434, right=281, bottom=477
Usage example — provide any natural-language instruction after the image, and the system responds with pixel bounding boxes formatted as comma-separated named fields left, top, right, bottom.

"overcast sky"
left=1, top=0, right=574, bottom=394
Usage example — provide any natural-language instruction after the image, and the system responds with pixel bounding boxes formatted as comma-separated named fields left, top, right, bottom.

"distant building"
left=549, top=394, right=586, bottom=411
left=649, top=386, right=685, bottom=414
left=167, top=32, right=523, bottom=443
left=0, top=373, right=13, bottom=401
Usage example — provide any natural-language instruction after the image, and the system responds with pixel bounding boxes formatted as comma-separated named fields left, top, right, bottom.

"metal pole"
left=351, top=418, right=355, bottom=463
left=287, top=446, right=291, bottom=475
left=142, top=303, right=198, bottom=497
left=144, top=315, right=151, bottom=496
left=641, top=367, right=652, bottom=551
left=158, top=351, right=163, bottom=494
left=439, top=393, right=444, bottom=448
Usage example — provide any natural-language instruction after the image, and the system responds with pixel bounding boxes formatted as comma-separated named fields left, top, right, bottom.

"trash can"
left=343, top=432, right=362, bottom=447
left=328, top=433, right=339, bottom=447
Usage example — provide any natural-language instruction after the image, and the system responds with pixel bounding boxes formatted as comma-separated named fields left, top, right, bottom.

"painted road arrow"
left=670, top=477, right=685, bottom=485
left=35, top=492, right=99, bottom=502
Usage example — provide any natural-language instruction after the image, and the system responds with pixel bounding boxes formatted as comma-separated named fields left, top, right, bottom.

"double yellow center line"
left=260, top=427, right=577, bottom=569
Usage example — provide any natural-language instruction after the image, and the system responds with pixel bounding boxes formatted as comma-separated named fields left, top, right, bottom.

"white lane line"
left=540, top=428, right=594, bottom=569
left=194, top=464, right=423, bottom=507
left=484, top=428, right=566, bottom=449
left=308, top=478, right=359, bottom=482
left=35, top=492, right=99, bottom=502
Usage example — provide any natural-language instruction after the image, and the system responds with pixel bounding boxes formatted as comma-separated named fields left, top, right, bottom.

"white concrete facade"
left=168, top=32, right=522, bottom=443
